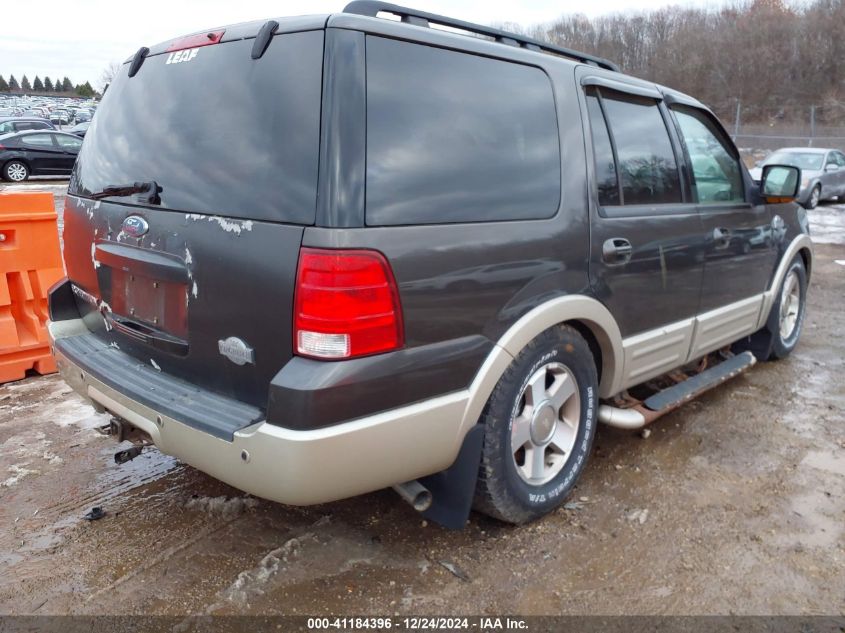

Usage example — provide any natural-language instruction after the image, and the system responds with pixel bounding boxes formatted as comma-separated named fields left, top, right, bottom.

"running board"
left=598, top=351, right=756, bottom=429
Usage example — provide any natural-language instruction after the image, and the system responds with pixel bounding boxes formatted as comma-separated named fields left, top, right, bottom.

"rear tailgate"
left=61, top=27, right=324, bottom=410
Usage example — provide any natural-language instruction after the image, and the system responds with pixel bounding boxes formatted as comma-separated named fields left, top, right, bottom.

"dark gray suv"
left=47, top=2, right=812, bottom=527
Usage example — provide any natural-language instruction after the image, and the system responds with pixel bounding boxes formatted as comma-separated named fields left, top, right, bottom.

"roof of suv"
left=127, top=2, right=704, bottom=113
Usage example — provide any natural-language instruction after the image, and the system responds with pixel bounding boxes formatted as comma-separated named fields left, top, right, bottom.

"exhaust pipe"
left=392, top=480, right=433, bottom=512
left=597, top=404, right=647, bottom=430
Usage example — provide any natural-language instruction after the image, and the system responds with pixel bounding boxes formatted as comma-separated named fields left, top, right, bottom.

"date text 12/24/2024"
left=307, top=617, right=529, bottom=631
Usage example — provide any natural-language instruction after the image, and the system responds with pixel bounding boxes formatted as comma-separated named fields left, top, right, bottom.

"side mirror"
left=825, top=163, right=839, bottom=172
left=761, top=164, right=800, bottom=203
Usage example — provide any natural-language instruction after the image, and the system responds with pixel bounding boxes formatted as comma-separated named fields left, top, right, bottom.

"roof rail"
left=342, top=1, right=619, bottom=72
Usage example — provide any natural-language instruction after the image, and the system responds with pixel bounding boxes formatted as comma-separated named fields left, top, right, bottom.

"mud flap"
left=419, top=424, right=484, bottom=530
left=731, top=328, right=773, bottom=361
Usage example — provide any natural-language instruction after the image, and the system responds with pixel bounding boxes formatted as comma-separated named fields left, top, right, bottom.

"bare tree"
left=99, top=61, right=122, bottom=94
left=532, top=0, right=845, bottom=125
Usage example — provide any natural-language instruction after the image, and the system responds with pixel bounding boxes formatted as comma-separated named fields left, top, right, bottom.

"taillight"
left=294, top=248, right=404, bottom=360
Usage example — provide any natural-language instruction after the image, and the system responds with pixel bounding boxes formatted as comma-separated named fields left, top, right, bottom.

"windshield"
left=70, top=30, right=324, bottom=224
left=766, top=152, right=825, bottom=171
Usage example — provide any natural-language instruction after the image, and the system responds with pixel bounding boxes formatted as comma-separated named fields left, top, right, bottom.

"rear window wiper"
left=90, top=180, right=162, bottom=205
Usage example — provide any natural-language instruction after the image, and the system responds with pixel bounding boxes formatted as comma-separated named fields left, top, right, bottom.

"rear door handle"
left=712, top=227, right=731, bottom=249
left=602, top=238, right=633, bottom=264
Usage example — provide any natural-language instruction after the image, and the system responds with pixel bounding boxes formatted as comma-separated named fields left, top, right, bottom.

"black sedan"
left=0, top=130, right=83, bottom=182
left=0, top=117, right=57, bottom=134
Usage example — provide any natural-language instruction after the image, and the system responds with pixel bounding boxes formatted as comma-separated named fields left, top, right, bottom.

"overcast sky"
left=2, top=0, right=711, bottom=90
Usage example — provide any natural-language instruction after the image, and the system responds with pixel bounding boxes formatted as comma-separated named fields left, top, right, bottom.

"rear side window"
left=585, top=93, right=619, bottom=206
left=365, top=37, right=560, bottom=225
left=585, top=88, right=681, bottom=207
left=672, top=107, right=743, bottom=203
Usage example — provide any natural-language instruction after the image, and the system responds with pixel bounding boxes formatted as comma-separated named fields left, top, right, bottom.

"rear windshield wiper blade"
left=90, top=180, right=162, bottom=204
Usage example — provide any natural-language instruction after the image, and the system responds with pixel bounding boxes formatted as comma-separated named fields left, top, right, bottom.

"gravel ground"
left=0, top=185, right=843, bottom=616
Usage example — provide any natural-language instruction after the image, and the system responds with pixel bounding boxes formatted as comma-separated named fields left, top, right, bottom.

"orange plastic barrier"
left=0, top=192, right=65, bottom=383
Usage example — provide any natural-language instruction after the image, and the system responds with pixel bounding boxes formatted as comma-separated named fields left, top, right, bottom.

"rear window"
left=70, top=31, right=324, bottom=224
left=365, top=37, right=560, bottom=226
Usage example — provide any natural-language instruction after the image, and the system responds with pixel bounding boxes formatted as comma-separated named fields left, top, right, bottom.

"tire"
left=3, top=160, right=29, bottom=183
left=805, top=185, right=821, bottom=210
left=766, top=255, right=807, bottom=360
left=473, top=324, right=598, bottom=524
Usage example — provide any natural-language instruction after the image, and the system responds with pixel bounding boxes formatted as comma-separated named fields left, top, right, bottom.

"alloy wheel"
left=510, top=362, right=580, bottom=485
left=7, top=163, right=27, bottom=182
left=779, top=270, right=801, bottom=340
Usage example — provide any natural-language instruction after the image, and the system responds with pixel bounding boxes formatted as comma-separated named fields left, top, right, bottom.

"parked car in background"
left=0, top=117, right=57, bottom=134
left=750, top=147, right=845, bottom=209
left=0, top=130, right=83, bottom=181
left=74, top=109, right=93, bottom=123
left=68, top=121, right=90, bottom=138
left=50, top=110, right=71, bottom=126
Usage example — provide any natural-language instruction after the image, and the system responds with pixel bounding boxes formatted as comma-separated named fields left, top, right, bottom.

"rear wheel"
left=3, top=161, right=29, bottom=182
left=473, top=325, right=598, bottom=524
left=767, top=256, right=807, bottom=359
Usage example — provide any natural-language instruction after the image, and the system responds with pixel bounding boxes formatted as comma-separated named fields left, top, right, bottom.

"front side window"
left=672, top=108, right=744, bottom=203
left=365, top=37, right=561, bottom=225
left=21, top=134, right=54, bottom=148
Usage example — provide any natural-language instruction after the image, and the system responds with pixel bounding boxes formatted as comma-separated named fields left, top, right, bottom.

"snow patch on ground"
left=1, top=463, right=40, bottom=488
left=222, top=535, right=309, bottom=604
left=185, top=495, right=259, bottom=517
left=808, top=205, right=845, bottom=245
left=48, top=398, right=108, bottom=430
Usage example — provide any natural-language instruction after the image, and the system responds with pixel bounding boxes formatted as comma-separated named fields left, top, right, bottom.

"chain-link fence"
left=713, top=101, right=845, bottom=164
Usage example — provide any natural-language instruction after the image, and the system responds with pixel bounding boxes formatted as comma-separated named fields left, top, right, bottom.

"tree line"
left=520, top=0, right=845, bottom=125
left=0, top=74, right=96, bottom=97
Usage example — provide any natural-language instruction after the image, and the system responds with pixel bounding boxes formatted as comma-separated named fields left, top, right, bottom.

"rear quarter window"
left=365, top=37, right=561, bottom=226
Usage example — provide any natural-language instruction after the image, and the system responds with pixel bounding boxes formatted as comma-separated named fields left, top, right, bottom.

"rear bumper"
left=48, top=319, right=469, bottom=505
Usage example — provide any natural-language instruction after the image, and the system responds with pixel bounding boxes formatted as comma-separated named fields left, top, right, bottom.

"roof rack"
left=342, top=1, right=619, bottom=72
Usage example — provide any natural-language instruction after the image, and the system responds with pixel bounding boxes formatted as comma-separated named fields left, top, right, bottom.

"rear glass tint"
left=70, top=31, right=323, bottom=224
left=365, top=36, right=560, bottom=226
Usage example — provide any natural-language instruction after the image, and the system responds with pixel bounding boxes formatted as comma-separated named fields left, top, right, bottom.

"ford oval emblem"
left=122, top=215, right=149, bottom=238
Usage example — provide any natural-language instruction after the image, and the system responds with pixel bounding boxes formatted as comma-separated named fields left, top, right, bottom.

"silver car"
left=750, top=147, right=845, bottom=209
